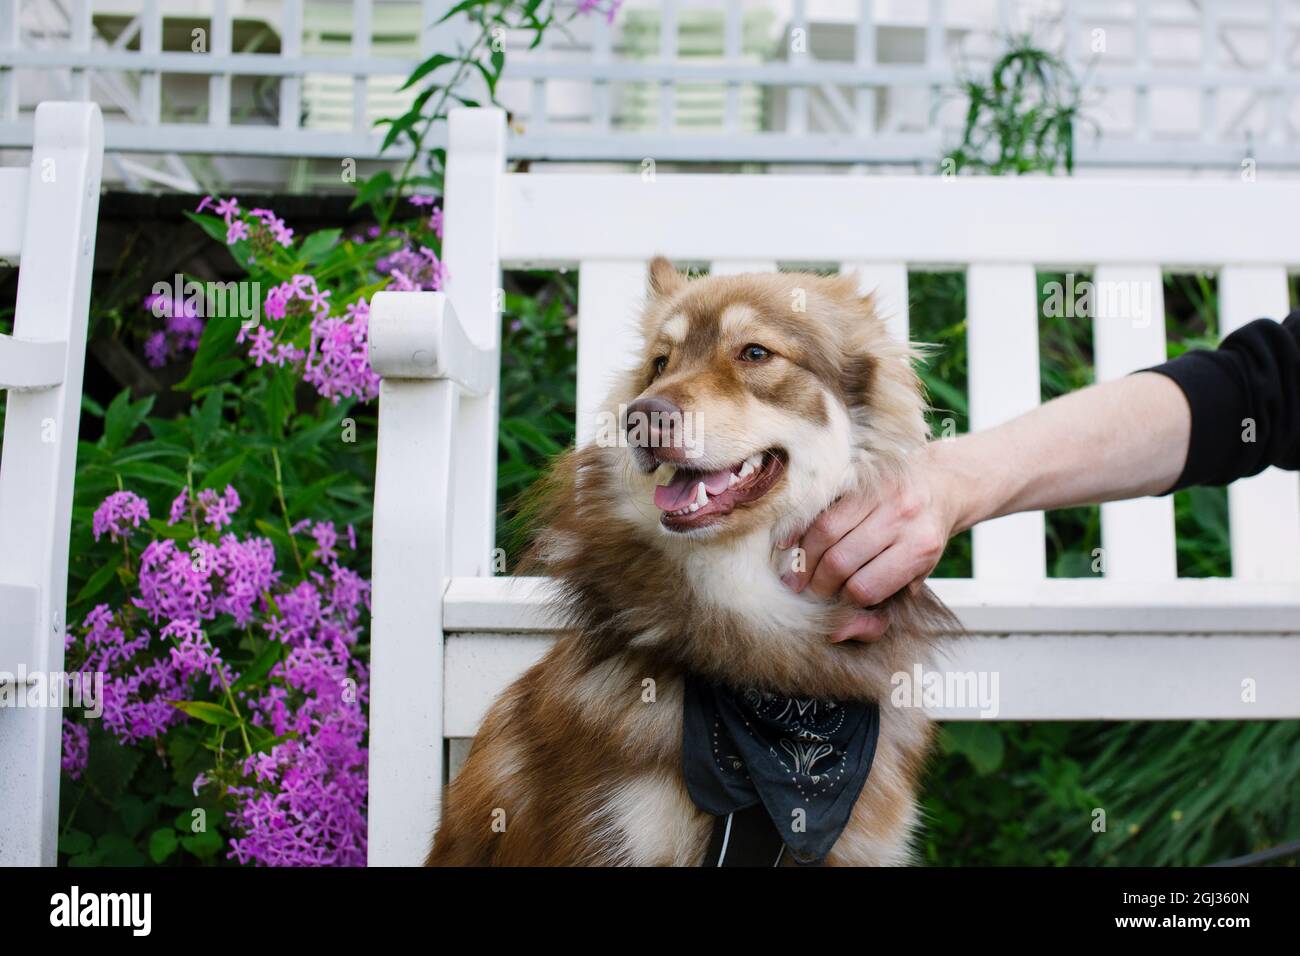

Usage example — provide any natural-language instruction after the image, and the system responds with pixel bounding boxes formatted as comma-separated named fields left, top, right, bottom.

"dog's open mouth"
left=653, top=448, right=786, bottom=531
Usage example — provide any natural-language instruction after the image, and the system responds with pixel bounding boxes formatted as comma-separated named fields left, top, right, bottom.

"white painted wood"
left=854, top=0, right=877, bottom=135
left=499, top=176, right=1300, bottom=268
left=67, top=0, right=91, bottom=102
left=1218, top=266, right=1300, bottom=581
left=140, top=1, right=161, bottom=125
left=659, top=0, right=677, bottom=133
left=369, top=291, right=493, bottom=395
left=352, top=0, right=373, bottom=136
left=209, top=0, right=233, bottom=128
left=442, top=630, right=1300, bottom=729
left=841, top=261, right=908, bottom=344
left=0, top=0, right=16, bottom=124
left=0, top=336, right=66, bottom=391
left=279, top=0, right=304, bottom=132
left=368, top=378, right=457, bottom=867
left=709, top=260, right=777, bottom=275
left=966, top=264, right=1045, bottom=581
left=444, top=575, right=1300, bottom=637
left=1092, top=265, right=1177, bottom=581
left=0, top=103, right=103, bottom=867
left=0, top=168, right=28, bottom=258
left=442, top=108, right=506, bottom=578
left=444, top=633, right=552, bottom=736
left=576, top=261, right=646, bottom=447
left=0, top=582, right=40, bottom=676
left=366, top=109, right=506, bottom=864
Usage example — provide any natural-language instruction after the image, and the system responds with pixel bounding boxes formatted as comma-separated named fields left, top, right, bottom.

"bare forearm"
left=934, top=372, right=1192, bottom=534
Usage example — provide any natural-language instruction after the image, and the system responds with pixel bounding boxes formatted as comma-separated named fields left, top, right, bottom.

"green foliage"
left=496, top=272, right=579, bottom=563
left=943, top=37, right=1086, bottom=176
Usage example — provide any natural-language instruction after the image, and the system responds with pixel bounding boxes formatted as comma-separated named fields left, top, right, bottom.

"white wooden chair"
left=0, top=102, right=104, bottom=866
left=367, top=106, right=1300, bottom=867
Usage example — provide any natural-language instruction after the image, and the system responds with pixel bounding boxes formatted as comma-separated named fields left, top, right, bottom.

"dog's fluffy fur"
left=427, top=259, right=957, bottom=866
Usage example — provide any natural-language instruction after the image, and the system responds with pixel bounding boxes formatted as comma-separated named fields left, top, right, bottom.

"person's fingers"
left=783, top=491, right=875, bottom=593
left=830, top=609, right=889, bottom=643
left=841, top=545, right=928, bottom=610
left=805, top=507, right=894, bottom=599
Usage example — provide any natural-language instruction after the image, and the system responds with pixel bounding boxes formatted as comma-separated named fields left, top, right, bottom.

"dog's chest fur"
left=427, top=623, right=935, bottom=866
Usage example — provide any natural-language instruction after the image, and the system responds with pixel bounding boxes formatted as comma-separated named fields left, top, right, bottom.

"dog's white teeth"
left=694, top=482, right=708, bottom=507
left=727, top=472, right=739, bottom=488
left=746, top=452, right=764, bottom=470
left=738, top=460, right=755, bottom=479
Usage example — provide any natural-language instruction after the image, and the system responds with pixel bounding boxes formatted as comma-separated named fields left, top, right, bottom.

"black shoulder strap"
left=701, top=804, right=789, bottom=867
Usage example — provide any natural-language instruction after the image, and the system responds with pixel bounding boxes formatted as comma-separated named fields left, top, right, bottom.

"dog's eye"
left=653, top=355, right=669, bottom=376
left=738, top=344, right=772, bottom=363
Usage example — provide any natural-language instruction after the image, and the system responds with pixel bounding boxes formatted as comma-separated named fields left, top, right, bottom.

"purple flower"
left=213, top=196, right=240, bottom=220
left=92, top=491, right=150, bottom=542
left=61, top=720, right=88, bottom=779
left=226, top=220, right=250, bottom=244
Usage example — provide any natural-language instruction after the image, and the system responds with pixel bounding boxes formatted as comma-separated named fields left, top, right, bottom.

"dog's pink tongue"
left=654, top=467, right=733, bottom=511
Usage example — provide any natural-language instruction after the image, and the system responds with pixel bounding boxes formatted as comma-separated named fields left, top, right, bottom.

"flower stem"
left=271, top=447, right=305, bottom=577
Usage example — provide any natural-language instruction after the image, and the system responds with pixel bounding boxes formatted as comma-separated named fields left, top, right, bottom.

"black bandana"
left=683, top=674, right=880, bottom=866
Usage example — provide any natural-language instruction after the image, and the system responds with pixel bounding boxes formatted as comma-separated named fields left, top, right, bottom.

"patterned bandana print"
left=682, top=674, right=881, bottom=865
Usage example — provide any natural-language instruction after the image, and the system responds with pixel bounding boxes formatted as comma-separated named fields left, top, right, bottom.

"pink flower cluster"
left=92, top=491, right=151, bottom=542
left=407, top=194, right=444, bottom=238
left=374, top=244, right=448, bottom=293
left=64, top=488, right=371, bottom=866
left=168, top=485, right=242, bottom=530
left=241, top=272, right=380, bottom=403
left=198, top=195, right=294, bottom=247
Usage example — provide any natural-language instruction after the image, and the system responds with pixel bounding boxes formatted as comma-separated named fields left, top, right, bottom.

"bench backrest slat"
left=1092, top=264, right=1178, bottom=582
left=0, top=103, right=103, bottom=867
left=966, top=263, right=1046, bottom=581
left=1219, top=265, right=1300, bottom=581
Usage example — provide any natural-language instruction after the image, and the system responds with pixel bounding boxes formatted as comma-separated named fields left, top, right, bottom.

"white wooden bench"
left=0, top=103, right=104, bottom=866
left=367, top=106, right=1300, bottom=867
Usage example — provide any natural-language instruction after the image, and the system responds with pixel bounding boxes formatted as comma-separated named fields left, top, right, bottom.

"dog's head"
left=610, top=257, right=928, bottom=547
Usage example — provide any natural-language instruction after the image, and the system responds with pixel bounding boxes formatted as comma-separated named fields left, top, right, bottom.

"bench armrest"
left=369, top=290, right=494, bottom=396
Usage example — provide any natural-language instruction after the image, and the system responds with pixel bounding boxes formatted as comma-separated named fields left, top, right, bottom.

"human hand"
left=780, top=450, right=960, bottom=643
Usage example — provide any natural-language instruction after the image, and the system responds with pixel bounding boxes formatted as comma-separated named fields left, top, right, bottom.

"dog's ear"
left=647, top=256, right=685, bottom=299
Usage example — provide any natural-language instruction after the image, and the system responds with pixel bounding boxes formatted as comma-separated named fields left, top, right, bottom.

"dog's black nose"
left=625, top=396, right=685, bottom=457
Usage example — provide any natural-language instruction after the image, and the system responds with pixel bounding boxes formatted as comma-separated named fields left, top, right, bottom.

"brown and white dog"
left=427, top=258, right=957, bottom=866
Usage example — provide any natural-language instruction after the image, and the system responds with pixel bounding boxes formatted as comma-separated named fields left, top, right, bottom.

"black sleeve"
left=1144, top=310, right=1300, bottom=492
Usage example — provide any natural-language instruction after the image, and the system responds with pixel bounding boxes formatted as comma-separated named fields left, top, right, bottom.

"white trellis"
left=365, top=105, right=1300, bottom=866
left=0, top=102, right=104, bottom=867
left=3, top=0, right=1300, bottom=190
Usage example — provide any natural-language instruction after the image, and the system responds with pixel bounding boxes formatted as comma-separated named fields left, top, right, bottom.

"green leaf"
left=184, top=211, right=230, bottom=245
left=398, top=53, right=455, bottom=91
left=941, top=723, right=1005, bottom=775
left=112, top=460, right=187, bottom=488
left=174, top=315, right=243, bottom=393
left=103, top=389, right=155, bottom=451
left=179, top=827, right=223, bottom=860
left=298, top=228, right=342, bottom=264
left=60, top=830, right=93, bottom=856
left=436, top=0, right=490, bottom=26
left=148, top=827, right=179, bottom=864
left=231, top=640, right=285, bottom=691
left=501, top=416, right=563, bottom=456
left=72, top=555, right=123, bottom=604
left=199, top=453, right=247, bottom=492
left=350, top=171, right=395, bottom=211
left=170, top=700, right=239, bottom=728
left=193, top=388, right=224, bottom=450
